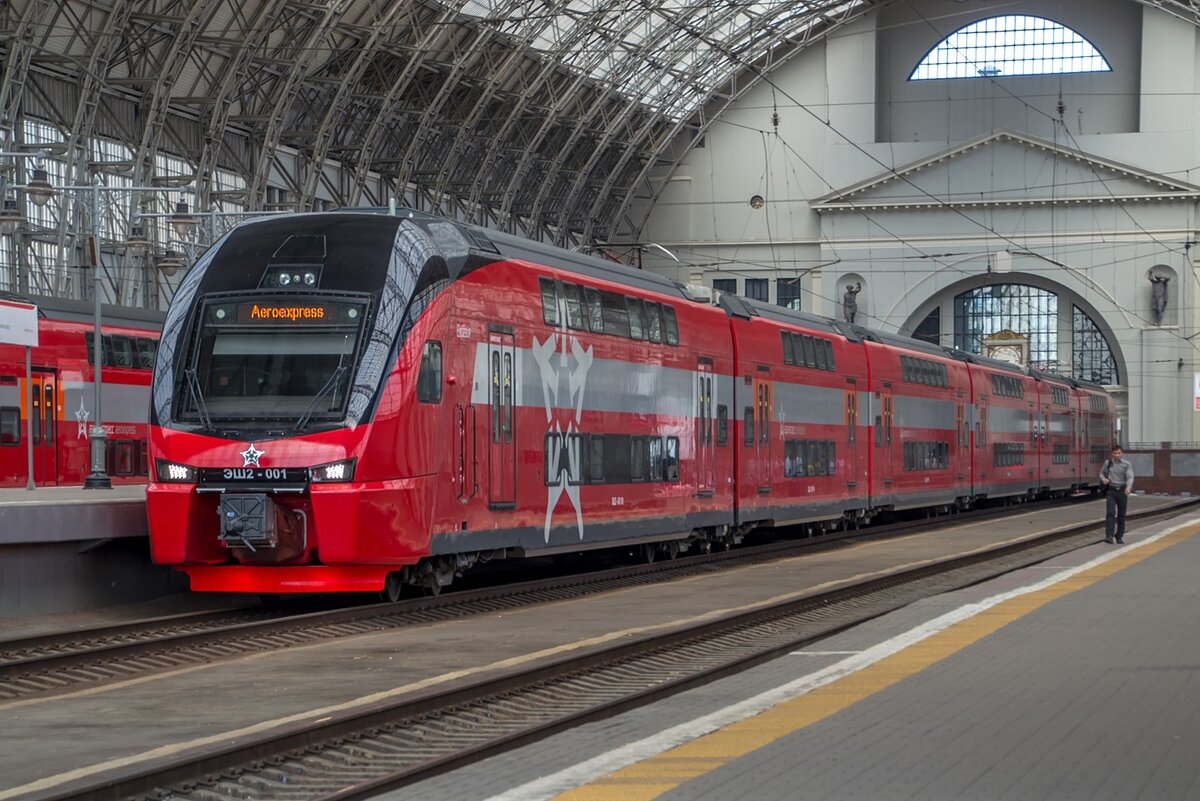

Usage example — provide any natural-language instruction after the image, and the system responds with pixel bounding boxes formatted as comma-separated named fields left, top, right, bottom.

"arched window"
left=947, top=283, right=1119, bottom=385
left=910, top=15, right=1111, bottom=81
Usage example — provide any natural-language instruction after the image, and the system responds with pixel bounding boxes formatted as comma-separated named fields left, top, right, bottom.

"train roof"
left=330, top=207, right=696, bottom=301
left=0, top=291, right=164, bottom=329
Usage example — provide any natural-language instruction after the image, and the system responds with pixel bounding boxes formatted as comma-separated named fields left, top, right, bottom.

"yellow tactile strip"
left=544, top=520, right=1200, bottom=801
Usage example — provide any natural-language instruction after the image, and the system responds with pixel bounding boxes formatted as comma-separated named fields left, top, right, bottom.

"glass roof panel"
left=454, top=0, right=868, bottom=120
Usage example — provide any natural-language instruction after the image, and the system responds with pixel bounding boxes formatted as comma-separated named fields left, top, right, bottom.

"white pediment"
left=813, top=130, right=1200, bottom=212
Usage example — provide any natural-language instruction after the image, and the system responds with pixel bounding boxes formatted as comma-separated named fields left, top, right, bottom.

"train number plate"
left=200, top=467, right=306, bottom=483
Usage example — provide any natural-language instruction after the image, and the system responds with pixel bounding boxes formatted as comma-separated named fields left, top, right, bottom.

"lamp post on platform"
left=18, top=178, right=194, bottom=489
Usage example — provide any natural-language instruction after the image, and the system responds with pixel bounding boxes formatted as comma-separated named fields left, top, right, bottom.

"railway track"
left=2, top=497, right=1182, bottom=705
left=0, top=498, right=1087, bottom=703
left=27, top=499, right=1193, bottom=801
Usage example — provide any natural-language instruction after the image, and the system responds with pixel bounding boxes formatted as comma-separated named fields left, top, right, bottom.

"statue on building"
left=842, top=282, right=862, bottom=324
left=1147, top=270, right=1170, bottom=326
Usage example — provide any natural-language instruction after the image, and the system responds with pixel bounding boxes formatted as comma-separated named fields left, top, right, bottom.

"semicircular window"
left=910, top=15, right=1112, bottom=81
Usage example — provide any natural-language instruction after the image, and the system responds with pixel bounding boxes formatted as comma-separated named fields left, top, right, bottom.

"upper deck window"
left=910, top=15, right=1111, bottom=81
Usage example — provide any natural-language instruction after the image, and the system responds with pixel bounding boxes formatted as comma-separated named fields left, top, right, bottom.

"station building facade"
left=634, top=0, right=1200, bottom=447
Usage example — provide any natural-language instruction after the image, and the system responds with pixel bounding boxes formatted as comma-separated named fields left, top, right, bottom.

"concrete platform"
left=0, top=485, right=182, bottom=618
left=394, top=505, right=1200, bottom=801
left=0, top=495, right=1188, bottom=800
left=0, top=485, right=147, bottom=545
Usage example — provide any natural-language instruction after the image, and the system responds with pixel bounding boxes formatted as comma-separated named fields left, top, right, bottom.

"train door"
left=845, top=379, right=858, bottom=492
left=29, top=368, right=58, bottom=486
left=696, top=358, right=715, bottom=497
left=955, top=391, right=967, bottom=484
left=873, top=383, right=894, bottom=497
left=487, top=328, right=515, bottom=509
left=754, top=366, right=771, bottom=493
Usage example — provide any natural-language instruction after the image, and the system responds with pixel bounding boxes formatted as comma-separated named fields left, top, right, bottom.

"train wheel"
left=380, top=573, right=404, bottom=604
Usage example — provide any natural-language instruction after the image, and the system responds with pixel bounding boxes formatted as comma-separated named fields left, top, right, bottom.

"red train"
left=0, top=293, right=161, bottom=487
left=146, top=211, right=1116, bottom=596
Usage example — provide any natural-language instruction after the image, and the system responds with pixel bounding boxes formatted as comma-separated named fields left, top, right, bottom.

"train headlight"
left=303, top=271, right=317, bottom=286
left=309, top=458, right=356, bottom=483
left=155, top=459, right=198, bottom=483
left=278, top=272, right=291, bottom=286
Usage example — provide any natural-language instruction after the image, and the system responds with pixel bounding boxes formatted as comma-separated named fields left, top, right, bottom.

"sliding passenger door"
left=696, top=358, right=715, bottom=497
left=487, top=328, right=516, bottom=509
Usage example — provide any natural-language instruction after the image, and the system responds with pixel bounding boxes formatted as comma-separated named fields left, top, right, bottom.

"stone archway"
left=900, top=271, right=1127, bottom=387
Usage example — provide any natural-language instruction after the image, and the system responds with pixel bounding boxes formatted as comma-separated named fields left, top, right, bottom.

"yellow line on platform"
left=550, top=521, right=1200, bottom=801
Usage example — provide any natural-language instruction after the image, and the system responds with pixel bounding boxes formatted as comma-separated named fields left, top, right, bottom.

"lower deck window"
left=903, top=441, right=949, bottom=471
left=784, top=439, right=836, bottom=477
left=993, top=442, right=1025, bottom=467
left=0, top=407, right=18, bottom=445
left=545, top=433, right=680, bottom=485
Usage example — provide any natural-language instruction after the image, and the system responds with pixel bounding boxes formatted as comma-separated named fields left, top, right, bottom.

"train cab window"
left=664, top=437, right=679, bottom=481
left=646, top=303, right=663, bottom=343
left=589, top=435, right=605, bottom=483
left=562, top=284, right=585, bottom=330
left=109, top=336, right=135, bottom=368
left=717, top=404, right=728, bottom=446
left=627, top=297, right=646, bottom=340
left=539, top=278, right=560, bottom=326
left=585, top=287, right=604, bottom=332
left=136, top=338, right=157, bottom=369
left=600, top=291, right=631, bottom=338
left=662, top=306, right=679, bottom=345
left=0, top=407, right=18, bottom=445
left=823, top=340, right=835, bottom=371
left=743, top=406, right=755, bottom=445
left=417, top=341, right=442, bottom=403
left=814, top=339, right=827, bottom=370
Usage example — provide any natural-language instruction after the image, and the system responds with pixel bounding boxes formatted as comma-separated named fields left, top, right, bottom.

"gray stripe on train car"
left=61, top=382, right=151, bottom=426
left=893, top=395, right=955, bottom=430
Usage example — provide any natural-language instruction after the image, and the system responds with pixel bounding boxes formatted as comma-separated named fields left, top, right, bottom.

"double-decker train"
left=146, top=211, right=1116, bottom=597
left=0, top=293, right=161, bottom=487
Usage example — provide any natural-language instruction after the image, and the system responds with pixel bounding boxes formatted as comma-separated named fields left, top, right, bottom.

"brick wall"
left=1123, top=446, right=1200, bottom=494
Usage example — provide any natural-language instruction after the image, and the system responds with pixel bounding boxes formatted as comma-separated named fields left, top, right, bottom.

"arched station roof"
left=0, top=0, right=880, bottom=245
left=1, top=0, right=1196, bottom=245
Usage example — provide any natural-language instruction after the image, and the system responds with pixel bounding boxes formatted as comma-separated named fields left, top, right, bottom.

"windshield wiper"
left=292, top=365, right=348, bottom=432
left=185, top=368, right=214, bottom=432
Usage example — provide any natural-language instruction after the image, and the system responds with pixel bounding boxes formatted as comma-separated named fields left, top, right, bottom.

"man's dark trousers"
left=1105, top=486, right=1128, bottom=541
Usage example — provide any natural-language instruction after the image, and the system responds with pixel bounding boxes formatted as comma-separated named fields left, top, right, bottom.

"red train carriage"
left=0, top=294, right=160, bottom=488
left=719, top=296, right=871, bottom=531
left=1032, top=371, right=1082, bottom=494
left=1077, top=382, right=1117, bottom=482
left=147, top=210, right=1119, bottom=596
left=858, top=332, right=971, bottom=513
left=148, top=212, right=738, bottom=595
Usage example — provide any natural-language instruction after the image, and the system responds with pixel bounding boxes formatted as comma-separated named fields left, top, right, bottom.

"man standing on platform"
left=1100, top=445, right=1134, bottom=544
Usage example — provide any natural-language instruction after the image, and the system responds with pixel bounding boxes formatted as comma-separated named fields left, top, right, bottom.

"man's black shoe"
left=1116, top=539, right=1125, bottom=544
left=1105, top=538, right=1114, bottom=544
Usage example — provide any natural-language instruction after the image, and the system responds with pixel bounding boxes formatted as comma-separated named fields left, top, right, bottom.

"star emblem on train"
left=240, top=443, right=265, bottom=468
left=532, top=304, right=594, bottom=543
left=75, top=397, right=90, bottom=439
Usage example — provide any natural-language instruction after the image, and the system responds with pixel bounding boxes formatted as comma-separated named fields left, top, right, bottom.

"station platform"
left=1, top=494, right=1192, bottom=800
left=398, top=504, right=1200, bottom=801
left=0, top=485, right=183, bottom=618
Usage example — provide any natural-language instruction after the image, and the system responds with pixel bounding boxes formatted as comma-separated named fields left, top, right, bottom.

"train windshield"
left=181, top=297, right=368, bottom=425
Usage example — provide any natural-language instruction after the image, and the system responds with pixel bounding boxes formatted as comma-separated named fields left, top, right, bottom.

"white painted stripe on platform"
left=481, top=516, right=1198, bottom=801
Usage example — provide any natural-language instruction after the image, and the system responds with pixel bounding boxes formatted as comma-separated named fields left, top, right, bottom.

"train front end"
left=147, top=213, right=452, bottom=594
